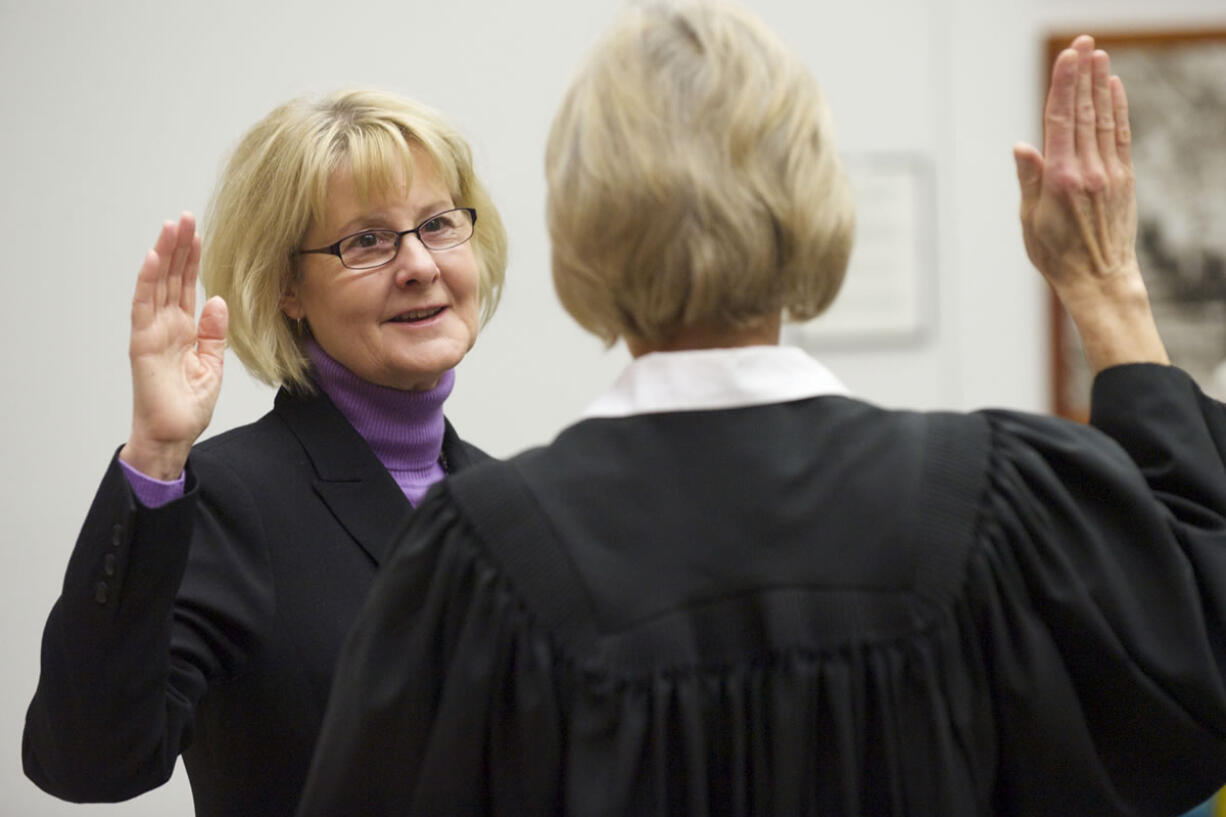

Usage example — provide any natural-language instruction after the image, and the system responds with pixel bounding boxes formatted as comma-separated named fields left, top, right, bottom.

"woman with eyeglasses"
left=297, top=6, right=1226, bottom=816
left=23, top=89, right=506, bottom=817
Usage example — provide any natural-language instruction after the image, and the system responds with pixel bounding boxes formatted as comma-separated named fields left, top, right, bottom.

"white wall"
left=2, top=1, right=1222, bottom=814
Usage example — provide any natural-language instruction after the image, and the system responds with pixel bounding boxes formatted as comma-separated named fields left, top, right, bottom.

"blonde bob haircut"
left=546, top=1, right=854, bottom=346
left=202, top=88, right=507, bottom=392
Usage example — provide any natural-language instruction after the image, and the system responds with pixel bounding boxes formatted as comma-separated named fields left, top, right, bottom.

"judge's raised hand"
left=119, top=213, right=229, bottom=480
left=1014, top=35, right=1168, bottom=373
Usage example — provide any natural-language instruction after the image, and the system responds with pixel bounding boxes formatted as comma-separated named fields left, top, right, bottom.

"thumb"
left=196, top=295, right=229, bottom=364
left=1012, top=143, right=1044, bottom=209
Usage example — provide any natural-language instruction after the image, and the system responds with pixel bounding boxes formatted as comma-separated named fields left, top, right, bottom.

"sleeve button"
left=94, top=582, right=109, bottom=605
left=104, top=553, right=117, bottom=577
left=111, top=524, right=123, bottom=547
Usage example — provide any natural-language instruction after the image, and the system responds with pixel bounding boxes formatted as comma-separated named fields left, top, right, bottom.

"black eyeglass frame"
left=297, top=207, right=478, bottom=270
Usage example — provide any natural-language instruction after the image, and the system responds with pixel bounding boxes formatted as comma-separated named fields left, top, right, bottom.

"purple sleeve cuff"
left=118, top=457, right=186, bottom=508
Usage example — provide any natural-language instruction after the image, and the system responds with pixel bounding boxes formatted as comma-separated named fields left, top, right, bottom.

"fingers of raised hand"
left=132, top=214, right=199, bottom=318
left=132, top=221, right=177, bottom=324
left=1043, top=48, right=1080, bottom=163
left=1045, top=38, right=1124, bottom=199
left=196, top=295, right=229, bottom=367
left=1092, top=50, right=1118, bottom=164
left=182, top=224, right=202, bottom=316
left=1072, top=36, right=1102, bottom=170
left=1110, top=75, right=1132, bottom=168
left=1012, top=142, right=1044, bottom=210
left=165, top=212, right=197, bottom=311
left=152, top=219, right=178, bottom=308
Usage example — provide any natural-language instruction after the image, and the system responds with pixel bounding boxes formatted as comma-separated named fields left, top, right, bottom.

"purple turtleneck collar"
left=306, top=338, right=453, bottom=506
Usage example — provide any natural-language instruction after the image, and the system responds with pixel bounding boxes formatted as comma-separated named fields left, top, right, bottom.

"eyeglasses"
left=298, top=207, right=477, bottom=270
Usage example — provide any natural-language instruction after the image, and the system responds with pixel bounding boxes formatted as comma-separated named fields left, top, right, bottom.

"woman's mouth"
left=389, top=306, right=446, bottom=323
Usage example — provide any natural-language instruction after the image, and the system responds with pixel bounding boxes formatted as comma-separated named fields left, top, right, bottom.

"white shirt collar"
left=581, top=345, right=850, bottom=419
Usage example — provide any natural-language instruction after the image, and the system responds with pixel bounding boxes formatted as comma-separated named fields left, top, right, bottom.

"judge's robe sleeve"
left=979, top=363, right=1226, bottom=815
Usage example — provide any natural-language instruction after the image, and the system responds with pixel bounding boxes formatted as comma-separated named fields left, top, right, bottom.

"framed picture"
left=1048, top=29, right=1226, bottom=421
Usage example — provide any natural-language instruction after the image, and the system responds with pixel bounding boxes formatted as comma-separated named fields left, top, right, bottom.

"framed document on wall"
left=785, top=153, right=935, bottom=348
left=1048, top=29, right=1226, bottom=420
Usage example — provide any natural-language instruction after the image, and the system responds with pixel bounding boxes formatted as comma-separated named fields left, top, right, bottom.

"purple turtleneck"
left=305, top=339, right=451, bottom=505
left=120, top=338, right=454, bottom=508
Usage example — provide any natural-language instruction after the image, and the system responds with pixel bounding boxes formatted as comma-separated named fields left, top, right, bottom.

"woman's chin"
left=382, top=348, right=469, bottom=390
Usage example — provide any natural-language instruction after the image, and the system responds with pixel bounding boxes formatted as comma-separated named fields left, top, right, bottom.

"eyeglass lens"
left=340, top=208, right=474, bottom=268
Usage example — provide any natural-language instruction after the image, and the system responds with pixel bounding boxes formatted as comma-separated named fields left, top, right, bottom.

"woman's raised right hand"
left=119, top=213, right=229, bottom=480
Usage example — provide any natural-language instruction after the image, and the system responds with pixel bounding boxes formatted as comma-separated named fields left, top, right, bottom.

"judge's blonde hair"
left=202, top=88, right=507, bottom=392
left=546, top=0, right=854, bottom=346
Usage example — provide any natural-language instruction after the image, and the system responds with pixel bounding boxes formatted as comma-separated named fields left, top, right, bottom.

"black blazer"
left=24, top=386, right=488, bottom=817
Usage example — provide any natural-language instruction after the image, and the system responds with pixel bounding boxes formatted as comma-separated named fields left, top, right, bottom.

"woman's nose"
left=392, top=234, right=440, bottom=285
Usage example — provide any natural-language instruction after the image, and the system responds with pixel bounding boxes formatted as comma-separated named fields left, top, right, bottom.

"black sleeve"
left=979, top=364, right=1226, bottom=815
left=23, top=449, right=273, bottom=803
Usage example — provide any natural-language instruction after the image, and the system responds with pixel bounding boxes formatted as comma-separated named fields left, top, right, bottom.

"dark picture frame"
left=1047, top=29, right=1226, bottom=421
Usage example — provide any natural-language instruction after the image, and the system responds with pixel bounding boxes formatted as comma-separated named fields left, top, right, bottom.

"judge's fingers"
left=1072, top=36, right=1100, bottom=169
left=1042, top=48, right=1080, bottom=164
left=1111, top=75, right=1133, bottom=169
left=1013, top=142, right=1044, bottom=214
left=1092, top=50, right=1117, bottom=164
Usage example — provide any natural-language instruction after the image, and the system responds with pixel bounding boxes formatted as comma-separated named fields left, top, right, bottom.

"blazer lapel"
left=274, top=388, right=409, bottom=566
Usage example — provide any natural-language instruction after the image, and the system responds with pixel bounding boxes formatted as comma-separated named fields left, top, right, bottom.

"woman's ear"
left=281, top=285, right=305, bottom=320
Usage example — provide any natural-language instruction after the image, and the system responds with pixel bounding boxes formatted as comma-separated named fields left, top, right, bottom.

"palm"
left=124, top=213, right=228, bottom=477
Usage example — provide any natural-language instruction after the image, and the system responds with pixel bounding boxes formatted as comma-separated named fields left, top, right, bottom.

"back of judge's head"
left=546, top=0, right=856, bottom=347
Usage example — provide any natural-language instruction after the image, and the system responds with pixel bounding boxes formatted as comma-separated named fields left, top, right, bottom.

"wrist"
left=1051, top=257, right=1147, bottom=310
left=1059, top=279, right=1170, bottom=374
left=120, top=436, right=192, bottom=481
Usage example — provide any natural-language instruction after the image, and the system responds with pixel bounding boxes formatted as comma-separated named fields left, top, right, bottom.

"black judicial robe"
left=298, top=364, right=1226, bottom=817
left=24, top=387, right=488, bottom=817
